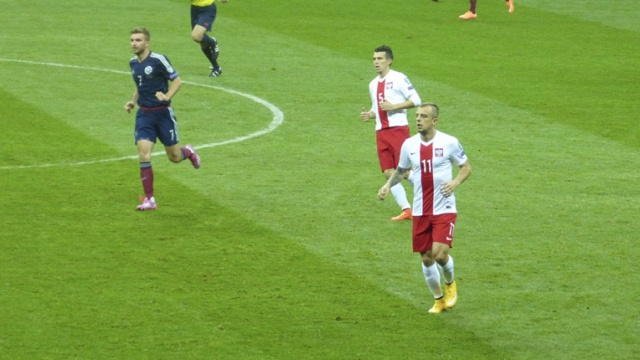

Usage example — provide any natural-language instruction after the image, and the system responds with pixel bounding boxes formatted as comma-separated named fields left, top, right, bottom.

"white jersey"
left=368, top=69, right=421, bottom=131
left=399, top=131, right=468, bottom=216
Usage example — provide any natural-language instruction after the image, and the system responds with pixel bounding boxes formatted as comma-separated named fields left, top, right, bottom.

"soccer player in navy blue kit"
left=124, top=27, right=201, bottom=211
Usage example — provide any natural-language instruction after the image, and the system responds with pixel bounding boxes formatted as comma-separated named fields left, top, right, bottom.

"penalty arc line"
left=0, top=58, right=284, bottom=170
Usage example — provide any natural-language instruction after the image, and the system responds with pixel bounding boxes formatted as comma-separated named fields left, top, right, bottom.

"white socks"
left=442, top=256, right=455, bottom=284
left=390, top=183, right=411, bottom=210
left=422, top=263, right=443, bottom=298
left=422, top=256, right=455, bottom=298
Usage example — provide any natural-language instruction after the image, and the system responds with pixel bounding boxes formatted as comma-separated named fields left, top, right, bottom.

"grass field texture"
left=1, top=0, right=639, bottom=358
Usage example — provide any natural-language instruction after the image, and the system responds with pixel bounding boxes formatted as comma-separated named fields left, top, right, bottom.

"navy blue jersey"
left=129, top=52, right=179, bottom=108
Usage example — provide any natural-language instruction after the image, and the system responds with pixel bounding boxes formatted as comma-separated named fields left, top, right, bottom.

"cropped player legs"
left=459, top=0, right=478, bottom=19
left=191, top=25, right=214, bottom=51
left=191, top=25, right=216, bottom=58
left=469, top=0, right=477, bottom=13
left=192, top=25, right=220, bottom=72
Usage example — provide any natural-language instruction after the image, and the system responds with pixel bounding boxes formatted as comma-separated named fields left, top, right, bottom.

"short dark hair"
left=374, top=45, right=393, bottom=60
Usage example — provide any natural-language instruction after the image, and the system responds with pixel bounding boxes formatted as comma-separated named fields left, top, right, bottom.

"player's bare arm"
left=378, top=166, right=409, bottom=200
left=155, top=77, right=182, bottom=102
left=379, top=99, right=416, bottom=112
left=441, top=160, right=472, bottom=197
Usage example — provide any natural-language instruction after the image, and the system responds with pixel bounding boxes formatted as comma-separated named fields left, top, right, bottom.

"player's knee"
left=191, top=32, right=203, bottom=42
left=435, top=252, right=449, bottom=265
left=168, top=153, right=182, bottom=163
left=137, top=151, right=152, bottom=163
left=421, top=253, right=434, bottom=266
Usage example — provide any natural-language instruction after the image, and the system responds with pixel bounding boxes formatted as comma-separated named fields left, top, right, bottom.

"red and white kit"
left=368, top=69, right=422, bottom=131
left=399, top=131, right=468, bottom=216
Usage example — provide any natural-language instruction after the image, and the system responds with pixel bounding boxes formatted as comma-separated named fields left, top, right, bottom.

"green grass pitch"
left=1, top=0, right=639, bottom=358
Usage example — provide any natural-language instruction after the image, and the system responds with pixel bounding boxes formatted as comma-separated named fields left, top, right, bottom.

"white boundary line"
left=0, top=59, right=284, bottom=170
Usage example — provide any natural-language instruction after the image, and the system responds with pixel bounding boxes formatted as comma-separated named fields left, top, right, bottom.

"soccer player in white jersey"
left=360, top=45, right=422, bottom=221
left=378, top=103, right=471, bottom=313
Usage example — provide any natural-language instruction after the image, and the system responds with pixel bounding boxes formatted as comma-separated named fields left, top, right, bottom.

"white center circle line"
left=0, top=58, right=284, bottom=170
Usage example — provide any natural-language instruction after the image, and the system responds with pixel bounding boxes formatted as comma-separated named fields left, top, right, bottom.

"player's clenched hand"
left=155, top=92, right=169, bottom=101
left=360, top=107, right=373, bottom=121
left=124, top=101, right=135, bottom=113
left=378, top=100, right=395, bottom=111
left=440, top=181, right=457, bottom=197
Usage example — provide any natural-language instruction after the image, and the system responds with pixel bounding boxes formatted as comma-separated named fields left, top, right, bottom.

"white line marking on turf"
left=0, top=59, right=284, bottom=170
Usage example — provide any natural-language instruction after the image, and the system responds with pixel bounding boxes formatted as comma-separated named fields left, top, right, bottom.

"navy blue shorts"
left=191, top=3, right=217, bottom=31
left=134, top=106, right=180, bottom=146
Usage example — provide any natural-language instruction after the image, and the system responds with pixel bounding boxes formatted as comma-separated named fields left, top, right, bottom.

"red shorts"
left=376, top=126, right=410, bottom=172
left=412, top=213, right=457, bottom=253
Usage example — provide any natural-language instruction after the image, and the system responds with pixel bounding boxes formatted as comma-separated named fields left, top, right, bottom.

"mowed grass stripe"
left=0, top=89, right=122, bottom=167
left=520, top=0, right=640, bottom=32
